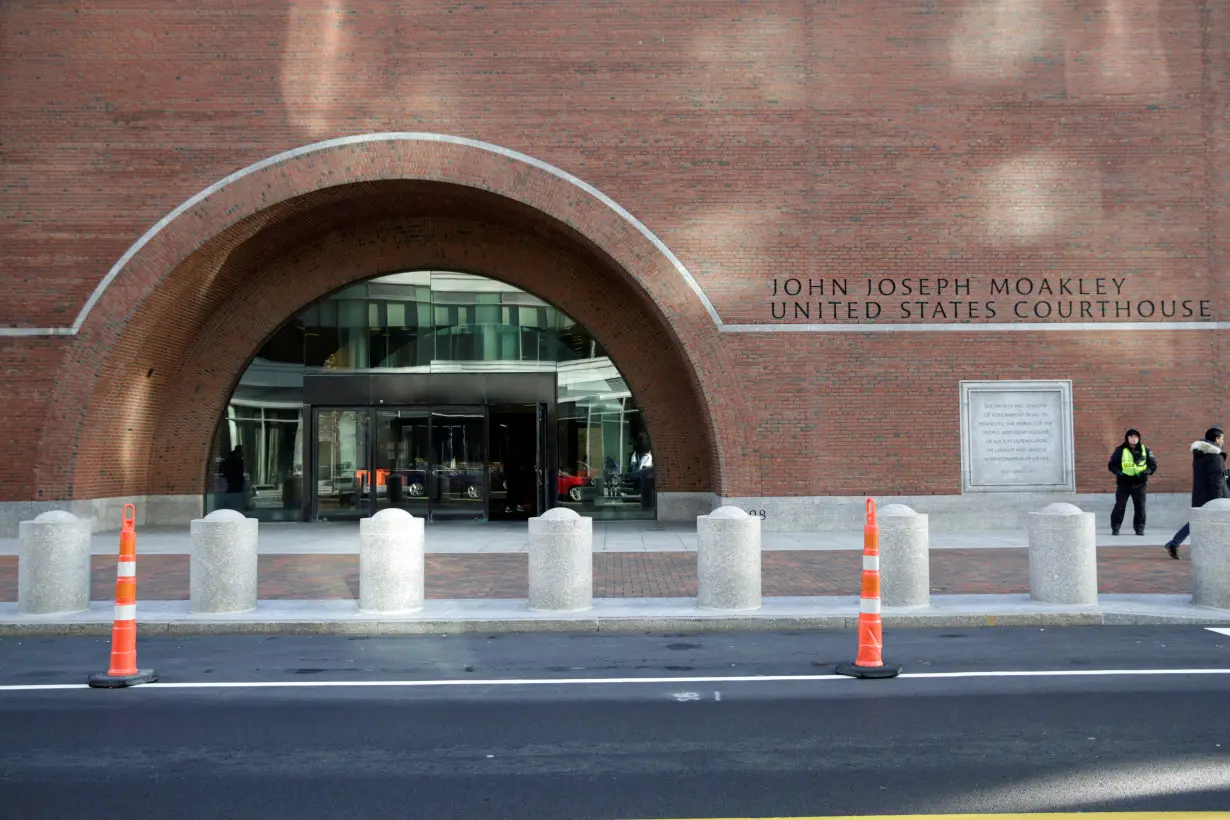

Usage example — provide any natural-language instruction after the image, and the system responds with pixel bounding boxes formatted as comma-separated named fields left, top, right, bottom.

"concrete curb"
left=1, top=594, right=1228, bottom=636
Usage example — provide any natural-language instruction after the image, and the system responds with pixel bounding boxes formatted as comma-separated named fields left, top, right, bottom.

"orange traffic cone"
left=89, top=504, right=157, bottom=688
left=835, top=499, right=901, bottom=679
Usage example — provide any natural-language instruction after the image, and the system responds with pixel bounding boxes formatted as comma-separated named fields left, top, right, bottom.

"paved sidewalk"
left=0, top=546, right=1191, bottom=602
left=0, top=521, right=1179, bottom=556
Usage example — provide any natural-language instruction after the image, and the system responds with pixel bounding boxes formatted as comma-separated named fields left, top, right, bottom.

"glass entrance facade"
left=206, top=271, right=654, bottom=522
left=311, top=405, right=532, bottom=521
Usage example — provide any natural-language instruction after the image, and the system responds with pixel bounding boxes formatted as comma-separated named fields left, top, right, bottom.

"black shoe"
left=1166, top=543, right=1179, bottom=559
left=1112, top=529, right=1120, bottom=536
left=1135, top=531, right=1145, bottom=536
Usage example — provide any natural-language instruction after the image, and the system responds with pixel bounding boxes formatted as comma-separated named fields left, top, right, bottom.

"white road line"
left=2, top=668, right=1230, bottom=693
left=898, top=669, right=1230, bottom=678
left=1206, top=627, right=1230, bottom=637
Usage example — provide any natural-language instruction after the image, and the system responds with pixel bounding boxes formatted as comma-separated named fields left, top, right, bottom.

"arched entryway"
left=38, top=136, right=756, bottom=525
left=209, top=269, right=660, bottom=523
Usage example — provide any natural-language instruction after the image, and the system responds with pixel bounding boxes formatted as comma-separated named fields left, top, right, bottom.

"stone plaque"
left=959, top=380, right=1075, bottom=493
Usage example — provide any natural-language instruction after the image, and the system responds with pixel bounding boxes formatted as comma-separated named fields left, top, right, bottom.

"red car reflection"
left=558, top=467, right=593, bottom=502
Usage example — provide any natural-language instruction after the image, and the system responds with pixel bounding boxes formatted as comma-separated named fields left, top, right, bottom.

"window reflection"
left=207, top=401, right=305, bottom=521
left=556, top=358, right=654, bottom=516
left=313, top=408, right=369, bottom=517
left=205, top=271, right=654, bottom=521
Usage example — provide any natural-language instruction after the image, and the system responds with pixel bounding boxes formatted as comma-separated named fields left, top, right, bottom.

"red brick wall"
left=731, top=330, right=1219, bottom=496
left=1209, top=0, right=1230, bottom=430
left=0, top=0, right=1226, bottom=503
left=43, top=168, right=748, bottom=501
left=118, top=190, right=731, bottom=498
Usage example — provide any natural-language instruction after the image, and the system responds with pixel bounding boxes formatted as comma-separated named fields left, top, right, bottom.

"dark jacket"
left=1108, top=440, right=1157, bottom=486
left=222, top=449, right=246, bottom=494
left=1190, top=440, right=1230, bottom=508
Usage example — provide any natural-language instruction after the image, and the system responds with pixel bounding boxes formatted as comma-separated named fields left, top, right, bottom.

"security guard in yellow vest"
left=1108, top=428, right=1157, bottom=535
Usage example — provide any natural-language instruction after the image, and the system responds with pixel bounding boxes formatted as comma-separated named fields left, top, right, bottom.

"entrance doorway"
left=205, top=272, right=656, bottom=523
left=312, top=404, right=547, bottom=522
left=488, top=405, right=546, bottom=520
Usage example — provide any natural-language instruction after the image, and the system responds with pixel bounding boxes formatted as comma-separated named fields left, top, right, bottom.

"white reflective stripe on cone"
left=862, top=555, right=879, bottom=571
left=117, top=561, right=136, bottom=578
left=114, top=604, right=137, bottom=621
left=860, top=598, right=881, bottom=615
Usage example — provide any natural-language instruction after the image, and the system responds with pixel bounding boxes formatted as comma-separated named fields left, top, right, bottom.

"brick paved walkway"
left=0, top=547, right=1190, bottom=602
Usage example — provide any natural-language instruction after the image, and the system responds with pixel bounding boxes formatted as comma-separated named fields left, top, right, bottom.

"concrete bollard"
left=18, top=510, right=91, bottom=615
left=528, top=507, right=592, bottom=612
left=1190, top=497, right=1230, bottom=610
left=879, top=504, right=930, bottom=608
left=359, top=508, right=425, bottom=613
left=696, top=506, right=761, bottom=610
left=190, top=509, right=258, bottom=614
left=1027, top=502, right=1097, bottom=605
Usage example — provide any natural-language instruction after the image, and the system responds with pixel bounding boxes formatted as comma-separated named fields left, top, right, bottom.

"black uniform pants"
left=1111, top=482, right=1147, bottom=533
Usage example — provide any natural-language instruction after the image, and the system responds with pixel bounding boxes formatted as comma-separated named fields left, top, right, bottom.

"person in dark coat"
left=220, top=445, right=247, bottom=511
left=1107, top=428, right=1157, bottom=536
left=1163, top=427, right=1229, bottom=559
left=222, top=446, right=246, bottom=494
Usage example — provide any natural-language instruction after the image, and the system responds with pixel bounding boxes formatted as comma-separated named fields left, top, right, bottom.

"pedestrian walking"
left=1107, top=428, right=1156, bottom=536
left=1163, top=427, right=1229, bottom=559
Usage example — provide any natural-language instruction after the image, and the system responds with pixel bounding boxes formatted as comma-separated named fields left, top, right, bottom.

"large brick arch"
left=43, top=137, right=756, bottom=504
left=147, top=202, right=718, bottom=496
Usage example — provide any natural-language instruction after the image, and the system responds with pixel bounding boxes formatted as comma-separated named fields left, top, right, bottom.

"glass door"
left=310, top=404, right=517, bottom=522
left=430, top=407, right=487, bottom=521
left=374, top=409, right=430, bottom=519
left=313, top=407, right=371, bottom=519
left=488, top=404, right=542, bottom=520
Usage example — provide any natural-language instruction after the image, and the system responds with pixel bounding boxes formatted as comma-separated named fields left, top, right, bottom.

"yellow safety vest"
left=1121, top=445, right=1149, bottom=477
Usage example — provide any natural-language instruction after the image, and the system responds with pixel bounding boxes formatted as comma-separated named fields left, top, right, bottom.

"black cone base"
left=834, top=661, right=902, bottom=679
left=88, top=669, right=157, bottom=688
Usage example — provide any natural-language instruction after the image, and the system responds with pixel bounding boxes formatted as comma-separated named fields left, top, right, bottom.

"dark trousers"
left=1110, top=482, right=1147, bottom=533
left=1168, top=523, right=1190, bottom=547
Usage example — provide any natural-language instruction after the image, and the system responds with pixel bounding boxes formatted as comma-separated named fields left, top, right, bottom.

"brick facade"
left=1, top=1, right=1227, bottom=515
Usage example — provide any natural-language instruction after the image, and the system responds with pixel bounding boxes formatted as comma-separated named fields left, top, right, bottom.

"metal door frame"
left=371, top=406, right=432, bottom=519
left=304, top=372, right=556, bottom=522
left=423, top=405, right=488, bottom=523
left=310, top=404, right=516, bottom=523
left=309, top=405, right=372, bottom=522
left=536, top=402, right=550, bottom=514
left=486, top=402, right=552, bottom=520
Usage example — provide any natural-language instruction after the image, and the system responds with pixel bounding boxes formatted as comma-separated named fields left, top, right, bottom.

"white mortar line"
left=0, top=132, right=722, bottom=336
left=5, top=131, right=1225, bottom=338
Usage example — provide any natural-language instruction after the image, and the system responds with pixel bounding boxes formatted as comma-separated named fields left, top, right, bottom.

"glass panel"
left=488, top=405, right=541, bottom=520
left=375, top=409, right=430, bottom=519
left=277, top=271, right=611, bottom=370
left=430, top=409, right=486, bottom=521
left=366, top=302, right=387, bottom=370
left=387, top=302, right=405, bottom=327
left=314, top=408, right=370, bottom=519
left=216, top=270, right=657, bottom=522
left=557, top=363, right=653, bottom=519
left=258, top=321, right=305, bottom=364
left=304, top=301, right=340, bottom=369
left=384, top=325, right=421, bottom=368
left=334, top=301, right=369, bottom=369
left=206, top=405, right=304, bottom=522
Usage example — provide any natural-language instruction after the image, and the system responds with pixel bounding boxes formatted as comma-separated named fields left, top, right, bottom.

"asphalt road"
left=1, top=627, right=1229, bottom=819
